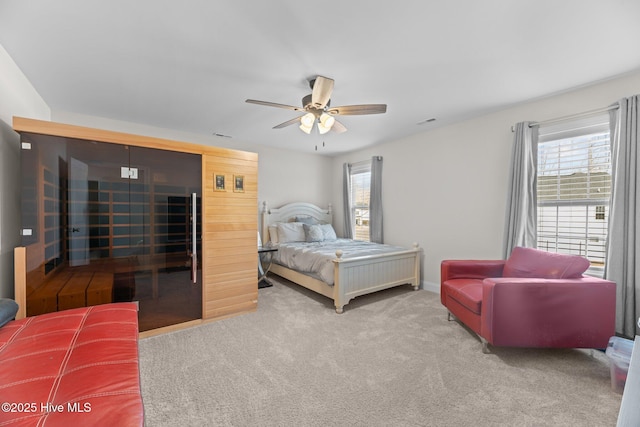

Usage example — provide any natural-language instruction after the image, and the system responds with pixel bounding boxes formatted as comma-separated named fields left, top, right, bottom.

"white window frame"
left=536, top=114, right=611, bottom=277
left=349, top=160, right=371, bottom=241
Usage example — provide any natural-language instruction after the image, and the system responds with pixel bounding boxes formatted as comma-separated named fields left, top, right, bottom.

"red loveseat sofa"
left=440, top=247, right=616, bottom=353
left=0, top=302, right=144, bottom=426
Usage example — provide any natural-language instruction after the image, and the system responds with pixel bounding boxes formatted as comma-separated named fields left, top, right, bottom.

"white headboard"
left=261, top=201, right=333, bottom=243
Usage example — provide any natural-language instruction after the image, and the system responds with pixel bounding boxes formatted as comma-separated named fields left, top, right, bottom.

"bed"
left=261, top=202, right=421, bottom=313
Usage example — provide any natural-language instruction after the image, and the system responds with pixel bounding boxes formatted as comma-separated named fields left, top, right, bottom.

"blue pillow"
left=303, top=224, right=324, bottom=242
left=0, top=299, right=19, bottom=327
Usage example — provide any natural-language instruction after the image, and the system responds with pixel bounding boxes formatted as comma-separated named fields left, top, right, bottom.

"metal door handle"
left=191, top=193, right=197, bottom=284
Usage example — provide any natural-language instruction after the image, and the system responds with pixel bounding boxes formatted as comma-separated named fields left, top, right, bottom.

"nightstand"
left=258, top=246, right=278, bottom=288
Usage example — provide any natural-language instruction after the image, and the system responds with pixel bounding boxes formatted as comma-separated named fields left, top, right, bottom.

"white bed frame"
left=261, top=201, right=421, bottom=313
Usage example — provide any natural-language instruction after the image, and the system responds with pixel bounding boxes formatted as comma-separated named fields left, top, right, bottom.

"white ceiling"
left=1, top=0, right=639, bottom=155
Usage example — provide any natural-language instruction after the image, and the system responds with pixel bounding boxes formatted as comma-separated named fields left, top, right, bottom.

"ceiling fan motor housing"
left=302, top=94, right=331, bottom=112
left=302, top=94, right=329, bottom=115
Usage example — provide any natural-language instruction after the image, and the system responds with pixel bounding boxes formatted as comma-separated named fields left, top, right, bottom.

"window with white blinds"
left=350, top=161, right=371, bottom=241
left=536, top=114, right=611, bottom=269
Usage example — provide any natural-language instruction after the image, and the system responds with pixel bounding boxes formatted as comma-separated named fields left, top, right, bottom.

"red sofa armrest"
left=481, top=277, right=616, bottom=348
left=441, top=260, right=505, bottom=305
left=441, top=260, right=506, bottom=283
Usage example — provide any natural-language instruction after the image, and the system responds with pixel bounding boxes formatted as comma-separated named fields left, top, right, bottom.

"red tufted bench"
left=0, top=303, right=144, bottom=426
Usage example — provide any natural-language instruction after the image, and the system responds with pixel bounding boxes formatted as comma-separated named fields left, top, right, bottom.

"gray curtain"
left=369, top=156, right=383, bottom=243
left=342, top=162, right=354, bottom=239
left=503, top=122, right=539, bottom=258
left=605, top=95, right=640, bottom=338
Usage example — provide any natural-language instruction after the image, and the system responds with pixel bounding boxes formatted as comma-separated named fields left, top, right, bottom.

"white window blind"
left=536, top=113, right=611, bottom=268
left=350, top=161, right=371, bottom=241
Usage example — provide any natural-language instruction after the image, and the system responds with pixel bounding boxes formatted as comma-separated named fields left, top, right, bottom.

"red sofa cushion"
left=442, top=279, right=483, bottom=315
left=503, top=246, right=590, bottom=279
left=0, top=303, right=143, bottom=426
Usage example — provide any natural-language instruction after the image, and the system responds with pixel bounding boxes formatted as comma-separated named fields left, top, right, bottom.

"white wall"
left=0, top=43, right=50, bottom=299
left=332, top=70, right=640, bottom=292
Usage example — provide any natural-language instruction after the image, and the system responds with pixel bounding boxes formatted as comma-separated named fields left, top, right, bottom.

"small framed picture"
left=214, top=173, right=226, bottom=191
left=233, top=175, right=245, bottom=193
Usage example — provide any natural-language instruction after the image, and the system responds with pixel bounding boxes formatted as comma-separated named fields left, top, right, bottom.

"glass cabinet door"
left=128, top=146, right=202, bottom=331
left=20, top=133, right=202, bottom=331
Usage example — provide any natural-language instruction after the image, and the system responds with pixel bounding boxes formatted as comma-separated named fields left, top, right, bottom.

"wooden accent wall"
left=13, top=117, right=259, bottom=325
left=13, top=247, right=26, bottom=319
left=202, top=153, right=258, bottom=319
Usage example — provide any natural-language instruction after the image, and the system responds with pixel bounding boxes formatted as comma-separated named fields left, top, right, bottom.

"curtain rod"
left=349, top=159, right=369, bottom=167
left=528, top=104, right=619, bottom=128
left=349, top=157, right=382, bottom=167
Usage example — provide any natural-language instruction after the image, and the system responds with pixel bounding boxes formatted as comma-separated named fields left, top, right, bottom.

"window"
left=349, top=161, right=371, bottom=241
left=536, top=114, right=611, bottom=271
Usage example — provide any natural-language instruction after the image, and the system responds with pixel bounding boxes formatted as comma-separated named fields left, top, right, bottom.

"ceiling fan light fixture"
left=317, top=123, right=330, bottom=134
left=317, top=112, right=335, bottom=134
left=320, top=113, right=335, bottom=128
left=301, top=112, right=315, bottom=128
left=299, top=123, right=313, bottom=134
left=300, top=123, right=313, bottom=135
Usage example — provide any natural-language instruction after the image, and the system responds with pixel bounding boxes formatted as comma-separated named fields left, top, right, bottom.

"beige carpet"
left=139, top=275, right=622, bottom=426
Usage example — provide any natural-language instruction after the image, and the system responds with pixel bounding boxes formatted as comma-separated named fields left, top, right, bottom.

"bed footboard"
left=332, top=243, right=421, bottom=313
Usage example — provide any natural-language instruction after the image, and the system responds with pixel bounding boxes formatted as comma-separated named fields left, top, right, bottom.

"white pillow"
left=277, top=222, right=306, bottom=243
left=268, top=225, right=279, bottom=244
left=320, top=224, right=337, bottom=240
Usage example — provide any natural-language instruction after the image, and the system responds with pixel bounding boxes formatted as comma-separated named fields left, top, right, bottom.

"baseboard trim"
left=421, top=280, right=439, bottom=294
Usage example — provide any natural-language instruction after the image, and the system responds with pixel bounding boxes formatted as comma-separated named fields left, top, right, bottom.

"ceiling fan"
left=245, top=76, right=387, bottom=135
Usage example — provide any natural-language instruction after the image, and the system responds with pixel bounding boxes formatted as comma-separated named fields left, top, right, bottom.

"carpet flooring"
left=139, top=275, right=622, bottom=426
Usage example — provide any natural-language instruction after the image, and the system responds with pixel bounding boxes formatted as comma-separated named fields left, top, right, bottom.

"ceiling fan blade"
left=331, top=119, right=347, bottom=134
left=273, top=115, right=303, bottom=129
left=311, top=76, right=334, bottom=109
left=246, top=99, right=304, bottom=112
left=327, top=104, right=387, bottom=116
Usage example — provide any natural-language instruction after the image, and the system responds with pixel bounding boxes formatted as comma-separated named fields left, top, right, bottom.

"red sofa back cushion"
left=503, top=246, right=590, bottom=279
